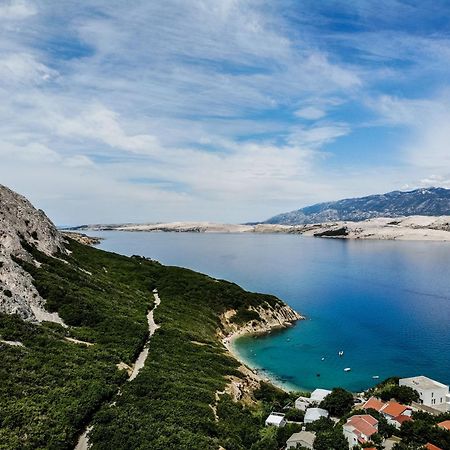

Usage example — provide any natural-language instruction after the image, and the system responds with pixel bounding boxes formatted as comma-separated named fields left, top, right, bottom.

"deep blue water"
left=91, top=231, right=450, bottom=392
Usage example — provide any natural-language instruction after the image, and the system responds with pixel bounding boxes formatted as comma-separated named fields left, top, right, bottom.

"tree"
left=313, top=429, right=348, bottom=450
left=320, top=388, right=354, bottom=417
left=305, top=416, right=334, bottom=433
left=378, top=385, right=419, bottom=404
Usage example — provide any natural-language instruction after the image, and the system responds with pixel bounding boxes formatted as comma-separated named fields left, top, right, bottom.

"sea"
left=91, top=231, right=450, bottom=392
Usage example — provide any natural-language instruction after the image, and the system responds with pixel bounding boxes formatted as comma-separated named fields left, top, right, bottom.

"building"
left=295, top=396, right=310, bottom=411
left=343, top=414, right=378, bottom=447
left=362, top=397, right=412, bottom=428
left=310, top=388, right=332, bottom=404
left=383, top=436, right=402, bottom=450
left=438, top=420, right=450, bottom=431
left=399, top=376, right=450, bottom=411
left=286, top=431, right=316, bottom=449
left=425, top=443, right=443, bottom=450
left=304, top=407, right=329, bottom=424
left=265, top=412, right=286, bottom=428
left=362, top=397, right=385, bottom=411
left=294, top=388, right=332, bottom=411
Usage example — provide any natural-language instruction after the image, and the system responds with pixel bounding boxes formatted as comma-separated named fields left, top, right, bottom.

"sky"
left=1, top=0, right=450, bottom=225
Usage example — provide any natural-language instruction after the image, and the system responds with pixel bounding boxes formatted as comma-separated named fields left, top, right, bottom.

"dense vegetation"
left=367, top=377, right=419, bottom=405
left=319, top=387, right=354, bottom=417
left=0, top=238, right=289, bottom=450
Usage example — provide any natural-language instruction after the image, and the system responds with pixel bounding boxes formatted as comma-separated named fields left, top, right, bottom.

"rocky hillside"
left=0, top=184, right=67, bottom=323
left=263, top=187, right=450, bottom=225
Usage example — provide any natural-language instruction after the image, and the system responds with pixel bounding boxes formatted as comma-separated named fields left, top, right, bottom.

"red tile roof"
left=381, top=401, right=409, bottom=417
left=345, top=415, right=378, bottom=439
left=394, top=414, right=412, bottom=425
left=363, top=397, right=385, bottom=411
left=438, top=420, right=450, bottom=431
left=425, top=443, right=443, bottom=450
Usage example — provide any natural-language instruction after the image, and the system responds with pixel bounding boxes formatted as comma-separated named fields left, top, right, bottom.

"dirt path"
left=74, top=290, right=161, bottom=450
left=129, top=291, right=161, bottom=381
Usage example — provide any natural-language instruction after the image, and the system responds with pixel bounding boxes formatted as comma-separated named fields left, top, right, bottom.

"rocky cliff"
left=0, top=184, right=67, bottom=323
left=219, top=301, right=303, bottom=339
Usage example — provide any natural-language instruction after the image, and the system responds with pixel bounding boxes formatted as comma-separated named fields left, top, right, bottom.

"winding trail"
left=74, top=290, right=161, bottom=450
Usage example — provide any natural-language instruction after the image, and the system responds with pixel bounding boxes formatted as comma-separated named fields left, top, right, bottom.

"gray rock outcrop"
left=0, top=184, right=67, bottom=323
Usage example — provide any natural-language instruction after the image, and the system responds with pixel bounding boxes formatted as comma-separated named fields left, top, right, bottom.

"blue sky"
left=1, top=0, right=450, bottom=224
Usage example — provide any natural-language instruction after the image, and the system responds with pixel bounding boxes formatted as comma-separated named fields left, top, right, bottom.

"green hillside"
left=0, top=238, right=297, bottom=450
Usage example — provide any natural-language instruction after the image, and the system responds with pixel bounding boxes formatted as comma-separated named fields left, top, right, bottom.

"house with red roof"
left=425, top=443, right=443, bottom=450
left=437, top=419, right=450, bottom=431
left=343, top=414, right=378, bottom=447
left=362, top=397, right=412, bottom=428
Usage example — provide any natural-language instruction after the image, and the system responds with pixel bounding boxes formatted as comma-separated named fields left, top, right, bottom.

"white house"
left=310, top=388, right=332, bottom=404
left=343, top=414, right=378, bottom=448
left=304, top=407, right=329, bottom=424
left=286, top=431, right=316, bottom=449
left=295, top=388, right=332, bottom=411
left=399, top=376, right=450, bottom=412
left=265, top=412, right=286, bottom=428
left=295, top=396, right=310, bottom=411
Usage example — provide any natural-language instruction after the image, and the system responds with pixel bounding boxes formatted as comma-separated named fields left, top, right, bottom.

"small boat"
left=338, top=350, right=344, bottom=357
left=321, top=357, right=325, bottom=361
left=372, top=375, right=379, bottom=379
left=316, top=373, right=321, bottom=377
left=344, top=367, right=351, bottom=372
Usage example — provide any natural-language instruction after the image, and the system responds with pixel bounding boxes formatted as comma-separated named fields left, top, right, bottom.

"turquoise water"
left=92, top=231, right=450, bottom=392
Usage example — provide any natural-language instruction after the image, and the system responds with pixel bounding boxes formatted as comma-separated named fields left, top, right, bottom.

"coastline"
left=220, top=311, right=304, bottom=393
left=67, top=216, right=450, bottom=242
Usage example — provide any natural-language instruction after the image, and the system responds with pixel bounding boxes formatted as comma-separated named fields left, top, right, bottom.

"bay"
left=92, top=231, right=450, bottom=392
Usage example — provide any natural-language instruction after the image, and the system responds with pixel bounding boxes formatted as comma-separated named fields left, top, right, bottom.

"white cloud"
left=55, top=104, right=161, bottom=155
left=0, top=53, right=57, bottom=84
left=295, top=106, right=326, bottom=120
left=0, top=0, right=36, bottom=20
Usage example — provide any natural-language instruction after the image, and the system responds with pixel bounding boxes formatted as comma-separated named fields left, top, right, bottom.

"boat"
left=372, top=375, right=379, bottom=379
left=344, top=367, right=351, bottom=372
left=321, top=357, right=325, bottom=361
left=338, top=350, right=344, bottom=357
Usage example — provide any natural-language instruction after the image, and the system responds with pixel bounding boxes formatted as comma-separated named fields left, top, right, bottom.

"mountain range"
left=262, top=187, right=450, bottom=225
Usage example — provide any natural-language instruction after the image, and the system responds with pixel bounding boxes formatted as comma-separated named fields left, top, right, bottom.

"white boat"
left=338, top=350, right=344, bottom=357
left=372, top=375, right=379, bottom=379
left=344, top=367, right=351, bottom=372
left=321, top=357, right=325, bottom=361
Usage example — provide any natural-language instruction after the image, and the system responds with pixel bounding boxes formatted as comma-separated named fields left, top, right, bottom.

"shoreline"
left=65, top=216, right=450, bottom=242
left=221, top=321, right=304, bottom=393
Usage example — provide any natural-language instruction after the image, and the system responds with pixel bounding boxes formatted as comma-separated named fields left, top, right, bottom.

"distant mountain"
left=263, top=187, right=450, bottom=225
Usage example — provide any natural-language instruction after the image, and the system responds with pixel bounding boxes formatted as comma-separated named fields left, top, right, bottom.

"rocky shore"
left=218, top=302, right=303, bottom=396
left=62, top=231, right=103, bottom=246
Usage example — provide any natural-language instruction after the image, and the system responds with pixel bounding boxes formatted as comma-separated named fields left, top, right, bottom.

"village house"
left=399, top=376, right=450, bottom=412
left=310, top=388, right=332, bottom=403
left=304, top=407, right=329, bottom=424
left=425, top=443, right=443, bottom=450
left=362, top=397, right=412, bottom=428
left=264, top=412, right=286, bottom=428
left=437, top=419, right=450, bottom=431
left=286, top=431, right=316, bottom=449
left=295, top=388, right=332, bottom=411
left=343, top=414, right=378, bottom=447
